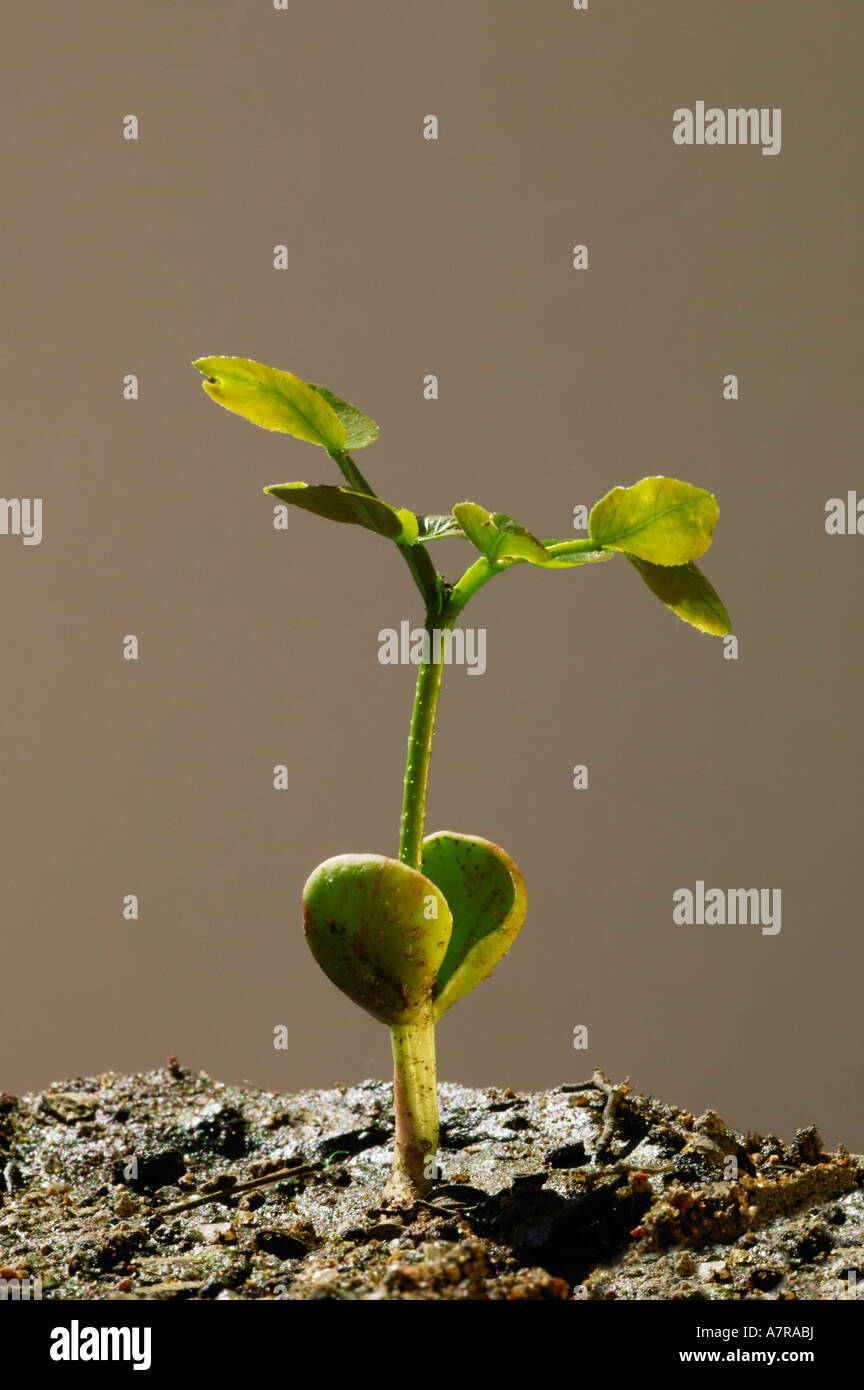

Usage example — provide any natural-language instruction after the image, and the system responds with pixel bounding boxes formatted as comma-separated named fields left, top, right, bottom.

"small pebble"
left=114, top=1192, right=138, bottom=1218
left=198, top=1222, right=235, bottom=1244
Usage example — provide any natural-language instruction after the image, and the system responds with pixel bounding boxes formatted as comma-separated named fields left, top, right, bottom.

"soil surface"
left=1, top=1063, right=861, bottom=1300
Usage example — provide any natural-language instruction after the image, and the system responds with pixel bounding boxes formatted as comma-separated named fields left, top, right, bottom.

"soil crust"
left=1, top=1064, right=861, bottom=1300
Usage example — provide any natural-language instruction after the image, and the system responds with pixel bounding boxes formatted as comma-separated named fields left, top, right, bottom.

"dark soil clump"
left=1, top=1066, right=861, bottom=1300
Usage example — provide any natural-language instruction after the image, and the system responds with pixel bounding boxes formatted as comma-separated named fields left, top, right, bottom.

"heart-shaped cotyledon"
left=302, top=854, right=452, bottom=1026
left=421, top=832, right=528, bottom=1019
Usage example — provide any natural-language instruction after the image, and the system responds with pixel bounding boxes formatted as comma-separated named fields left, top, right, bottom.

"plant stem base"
left=384, top=1007, right=438, bottom=1202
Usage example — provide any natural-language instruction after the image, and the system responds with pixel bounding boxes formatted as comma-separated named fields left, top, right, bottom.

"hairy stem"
left=398, top=612, right=455, bottom=869
left=388, top=604, right=455, bottom=1199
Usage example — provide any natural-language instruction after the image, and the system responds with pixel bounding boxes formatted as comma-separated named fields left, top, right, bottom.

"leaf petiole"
left=329, top=447, right=442, bottom=614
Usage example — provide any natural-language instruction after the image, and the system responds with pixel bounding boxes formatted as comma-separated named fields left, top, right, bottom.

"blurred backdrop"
left=4, top=0, right=862, bottom=1148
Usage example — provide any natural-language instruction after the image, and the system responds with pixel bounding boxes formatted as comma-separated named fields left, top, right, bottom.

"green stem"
left=384, top=1002, right=438, bottom=1201
left=449, top=555, right=514, bottom=616
left=329, top=446, right=376, bottom=497
left=398, top=611, right=455, bottom=869
left=330, top=447, right=441, bottom=613
left=329, top=440, right=450, bottom=1201
left=449, top=540, right=607, bottom=616
left=388, top=596, right=455, bottom=1201
left=398, top=552, right=523, bottom=863
left=397, top=539, right=443, bottom=615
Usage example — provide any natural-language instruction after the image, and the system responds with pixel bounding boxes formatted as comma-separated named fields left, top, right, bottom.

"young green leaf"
left=422, top=832, right=528, bottom=1021
left=453, top=505, right=611, bottom=570
left=307, top=382, right=379, bottom=451
left=625, top=555, right=732, bottom=635
left=589, top=476, right=719, bottom=565
left=451, top=503, right=500, bottom=557
left=489, top=513, right=559, bottom=565
left=453, top=504, right=552, bottom=566
left=302, top=854, right=452, bottom=1025
left=415, top=514, right=467, bottom=542
left=193, top=356, right=346, bottom=452
left=264, top=483, right=419, bottom=542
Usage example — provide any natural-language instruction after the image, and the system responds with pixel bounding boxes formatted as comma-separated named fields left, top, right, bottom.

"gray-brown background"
left=4, top=1, right=862, bottom=1148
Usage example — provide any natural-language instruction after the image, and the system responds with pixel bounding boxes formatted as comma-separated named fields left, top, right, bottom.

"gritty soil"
left=1, top=1063, right=861, bottom=1301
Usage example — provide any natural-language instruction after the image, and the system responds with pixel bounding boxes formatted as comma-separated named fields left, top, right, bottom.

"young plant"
left=193, top=355, right=731, bottom=1202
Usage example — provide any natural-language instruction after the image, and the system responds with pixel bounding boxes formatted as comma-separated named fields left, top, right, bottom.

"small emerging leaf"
left=422, top=832, right=527, bottom=1021
left=265, top=483, right=419, bottom=542
left=625, top=555, right=732, bottom=635
left=453, top=505, right=609, bottom=570
left=489, top=513, right=558, bottom=565
left=303, top=854, right=452, bottom=1026
left=452, top=503, right=499, bottom=557
left=415, top=514, right=467, bottom=542
left=307, top=382, right=379, bottom=450
left=193, top=356, right=346, bottom=452
left=589, top=476, right=719, bottom=565
left=453, top=504, right=552, bottom=566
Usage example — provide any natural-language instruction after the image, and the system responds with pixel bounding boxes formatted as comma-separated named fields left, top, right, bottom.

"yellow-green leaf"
left=193, top=356, right=346, bottom=451
left=453, top=505, right=612, bottom=570
left=264, top=483, right=418, bottom=542
left=452, top=503, right=499, bottom=557
left=626, top=555, right=731, bottom=635
left=589, top=476, right=719, bottom=565
left=307, top=382, right=379, bottom=450
left=452, top=504, right=553, bottom=566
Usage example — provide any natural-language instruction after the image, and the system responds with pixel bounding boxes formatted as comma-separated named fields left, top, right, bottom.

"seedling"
left=193, top=355, right=731, bottom=1202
